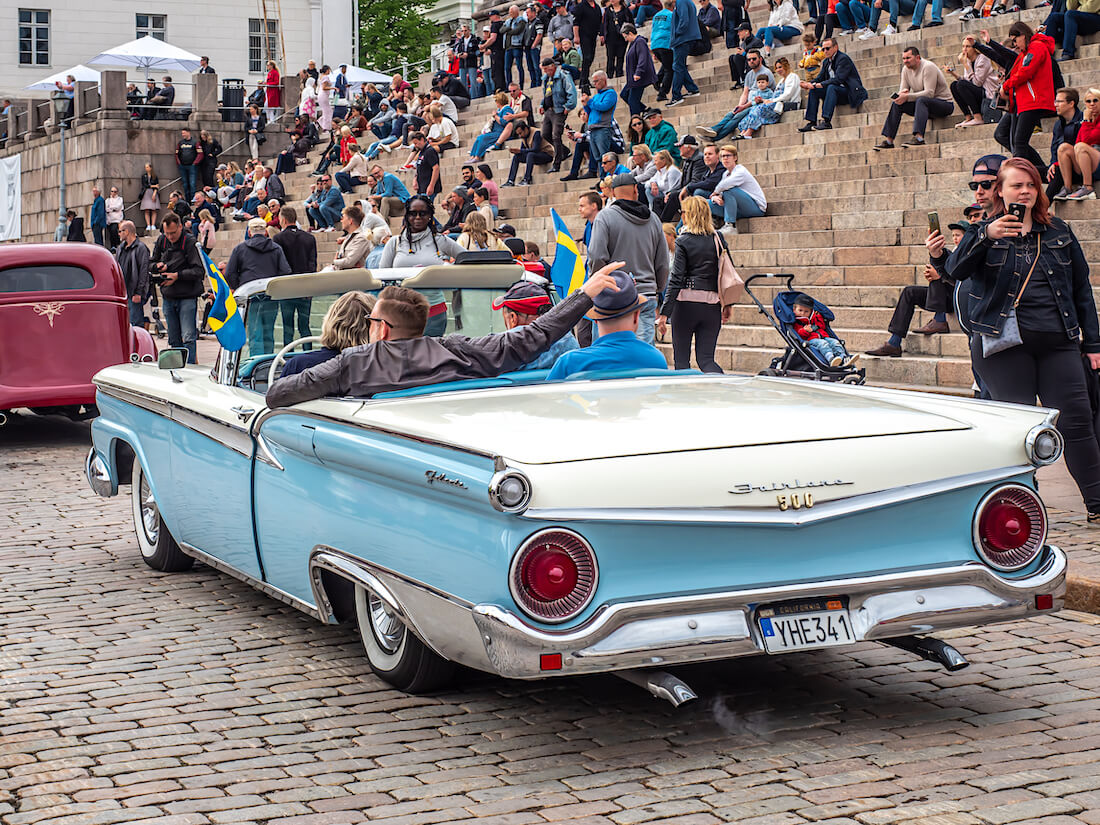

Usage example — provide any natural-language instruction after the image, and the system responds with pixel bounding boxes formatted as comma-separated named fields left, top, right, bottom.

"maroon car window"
left=0, top=265, right=95, bottom=292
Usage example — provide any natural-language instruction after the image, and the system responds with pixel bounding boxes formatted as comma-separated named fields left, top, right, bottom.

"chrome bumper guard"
left=85, top=447, right=115, bottom=497
left=470, top=547, right=1067, bottom=679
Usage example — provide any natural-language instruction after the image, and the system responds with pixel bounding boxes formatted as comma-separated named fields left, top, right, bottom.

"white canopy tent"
left=24, top=64, right=101, bottom=91
left=342, top=65, right=393, bottom=85
left=87, top=36, right=202, bottom=79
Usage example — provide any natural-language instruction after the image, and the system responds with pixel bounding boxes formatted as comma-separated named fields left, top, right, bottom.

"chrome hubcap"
left=368, top=592, right=405, bottom=654
left=139, top=475, right=159, bottom=546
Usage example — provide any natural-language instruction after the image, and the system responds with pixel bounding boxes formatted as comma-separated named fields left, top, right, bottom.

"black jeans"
left=995, top=109, right=1051, bottom=172
left=580, top=36, right=599, bottom=92
left=971, top=328, right=1100, bottom=512
left=950, top=79, right=985, bottom=117
left=670, top=300, right=723, bottom=373
left=653, top=48, right=673, bottom=97
left=728, top=52, right=747, bottom=84
left=508, top=148, right=553, bottom=182
left=605, top=38, right=626, bottom=77
left=888, top=279, right=951, bottom=338
left=882, top=97, right=954, bottom=139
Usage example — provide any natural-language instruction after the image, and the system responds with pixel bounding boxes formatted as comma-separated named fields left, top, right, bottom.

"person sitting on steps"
left=798, top=38, right=868, bottom=132
left=873, top=46, right=954, bottom=150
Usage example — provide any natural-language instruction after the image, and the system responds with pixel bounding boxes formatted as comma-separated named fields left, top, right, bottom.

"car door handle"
left=231, top=405, right=256, bottom=421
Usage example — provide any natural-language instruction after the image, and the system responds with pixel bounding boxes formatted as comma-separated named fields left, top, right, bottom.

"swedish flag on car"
left=549, top=208, right=586, bottom=300
left=199, top=248, right=246, bottom=352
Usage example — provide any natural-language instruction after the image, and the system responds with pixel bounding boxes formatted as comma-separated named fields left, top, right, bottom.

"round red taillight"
left=973, top=484, right=1046, bottom=572
left=510, top=529, right=597, bottom=623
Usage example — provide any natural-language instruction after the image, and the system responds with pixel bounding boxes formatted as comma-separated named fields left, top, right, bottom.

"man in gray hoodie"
left=224, top=217, right=292, bottom=354
left=586, top=172, right=669, bottom=346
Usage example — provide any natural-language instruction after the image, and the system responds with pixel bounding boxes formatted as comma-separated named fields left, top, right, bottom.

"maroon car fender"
left=130, top=325, right=157, bottom=361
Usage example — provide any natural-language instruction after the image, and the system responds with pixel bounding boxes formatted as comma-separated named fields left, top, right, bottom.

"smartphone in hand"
left=928, top=211, right=940, bottom=235
left=1007, top=203, right=1026, bottom=222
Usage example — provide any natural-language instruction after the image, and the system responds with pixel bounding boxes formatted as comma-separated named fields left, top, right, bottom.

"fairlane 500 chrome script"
left=728, top=478, right=855, bottom=495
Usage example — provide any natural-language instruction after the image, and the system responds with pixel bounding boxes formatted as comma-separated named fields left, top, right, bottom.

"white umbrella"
left=342, top=65, right=393, bottom=85
left=24, top=63, right=101, bottom=91
left=87, top=35, right=202, bottom=79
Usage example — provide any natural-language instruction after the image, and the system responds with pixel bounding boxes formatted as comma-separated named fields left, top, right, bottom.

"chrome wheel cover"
left=368, top=592, right=406, bottom=654
left=139, top=474, right=160, bottom=546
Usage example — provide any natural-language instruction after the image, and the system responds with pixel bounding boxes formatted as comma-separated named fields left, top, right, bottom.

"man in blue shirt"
left=548, top=269, right=668, bottom=379
left=90, top=187, right=107, bottom=247
left=367, top=163, right=410, bottom=221
left=494, top=280, right=580, bottom=369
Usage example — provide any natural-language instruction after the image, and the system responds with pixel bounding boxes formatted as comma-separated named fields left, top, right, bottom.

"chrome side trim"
left=172, top=406, right=252, bottom=457
left=308, top=546, right=493, bottom=672
left=94, top=383, right=171, bottom=417
left=254, top=433, right=285, bottom=470
left=469, top=547, right=1066, bottom=678
left=522, top=465, right=1036, bottom=525
left=180, top=541, right=322, bottom=621
left=256, top=407, right=500, bottom=462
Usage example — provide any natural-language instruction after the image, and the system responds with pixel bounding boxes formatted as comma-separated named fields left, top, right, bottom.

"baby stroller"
left=744, top=273, right=866, bottom=385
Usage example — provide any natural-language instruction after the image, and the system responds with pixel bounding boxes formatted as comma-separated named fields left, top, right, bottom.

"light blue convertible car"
left=86, top=263, right=1068, bottom=705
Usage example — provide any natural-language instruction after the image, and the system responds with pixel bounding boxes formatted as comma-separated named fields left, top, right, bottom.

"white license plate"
left=758, top=603, right=855, bottom=653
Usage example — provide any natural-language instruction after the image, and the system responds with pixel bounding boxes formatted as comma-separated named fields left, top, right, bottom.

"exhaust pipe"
left=883, top=635, right=969, bottom=671
left=616, top=669, right=698, bottom=707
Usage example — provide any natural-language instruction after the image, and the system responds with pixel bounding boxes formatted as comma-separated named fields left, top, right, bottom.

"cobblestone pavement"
left=4, top=415, right=1100, bottom=825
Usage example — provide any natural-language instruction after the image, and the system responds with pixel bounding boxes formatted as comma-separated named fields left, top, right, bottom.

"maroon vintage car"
left=0, top=243, right=156, bottom=424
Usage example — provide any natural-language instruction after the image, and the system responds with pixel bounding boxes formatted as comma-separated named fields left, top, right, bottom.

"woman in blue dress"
left=468, top=92, right=514, bottom=161
left=737, top=58, right=801, bottom=138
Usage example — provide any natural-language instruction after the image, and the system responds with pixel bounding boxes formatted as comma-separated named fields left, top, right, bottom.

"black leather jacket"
left=947, top=215, right=1099, bottom=351
left=661, top=231, right=719, bottom=315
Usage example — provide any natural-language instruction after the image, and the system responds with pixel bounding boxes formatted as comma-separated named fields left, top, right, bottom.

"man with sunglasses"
left=306, top=174, right=345, bottom=231
left=266, top=264, right=626, bottom=408
left=493, top=280, right=580, bottom=369
left=367, top=163, right=410, bottom=221
left=866, top=154, right=1004, bottom=358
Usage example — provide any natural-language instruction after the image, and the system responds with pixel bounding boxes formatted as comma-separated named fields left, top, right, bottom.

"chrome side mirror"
left=157, top=348, right=187, bottom=371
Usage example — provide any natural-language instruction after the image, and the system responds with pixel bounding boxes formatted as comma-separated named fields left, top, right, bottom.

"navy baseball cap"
left=972, top=154, right=1006, bottom=176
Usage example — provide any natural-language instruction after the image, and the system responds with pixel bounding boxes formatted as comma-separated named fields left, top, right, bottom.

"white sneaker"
left=859, top=27, right=878, bottom=39
left=381, top=142, right=393, bottom=153
left=884, top=23, right=898, bottom=33
left=838, top=28, right=854, bottom=35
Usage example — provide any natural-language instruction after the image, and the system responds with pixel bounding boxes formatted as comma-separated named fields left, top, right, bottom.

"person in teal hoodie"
left=650, top=0, right=675, bottom=100
left=643, top=108, right=681, bottom=165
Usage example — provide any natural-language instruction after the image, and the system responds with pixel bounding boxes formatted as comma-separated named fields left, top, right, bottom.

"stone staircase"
left=238, top=4, right=1100, bottom=392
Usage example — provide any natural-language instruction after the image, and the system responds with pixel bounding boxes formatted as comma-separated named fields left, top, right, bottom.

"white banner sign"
left=0, top=154, right=22, bottom=242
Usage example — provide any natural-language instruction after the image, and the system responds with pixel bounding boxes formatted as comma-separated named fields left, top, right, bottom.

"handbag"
left=981, top=235, right=1040, bottom=357
left=714, top=232, right=745, bottom=307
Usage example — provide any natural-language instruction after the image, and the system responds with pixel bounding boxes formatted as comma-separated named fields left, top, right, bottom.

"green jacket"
left=644, top=120, right=681, bottom=166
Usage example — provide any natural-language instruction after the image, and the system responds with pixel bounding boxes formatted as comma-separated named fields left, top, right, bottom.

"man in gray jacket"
left=266, top=265, right=623, bottom=407
left=586, top=172, right=669, bottom=345
left=115, top=220, right=150, bottom=327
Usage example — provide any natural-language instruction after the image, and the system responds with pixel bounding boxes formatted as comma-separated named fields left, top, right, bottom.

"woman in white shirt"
left=318, top=66, right=334, bottom=131
left=757, top=0, right=803, bottom=58
left=426, top=106, right=460, bottom=155
left=105, top=186, right=125, bottom=249
left=738, top=57, right=801, bottom=139
left=647, top=150, right=682, bottom=213
left=711, top=143, right=767, bottom=230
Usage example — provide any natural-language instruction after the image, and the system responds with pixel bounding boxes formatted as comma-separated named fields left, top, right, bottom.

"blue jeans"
left=671, top=42, right=698, bottom=100
left=757, top=24, right=802, bottom=45
left=591, top=298, right=657, bottom=345
left=505, top=48, right=526, bottom=87
left=460, top=67, right=481, bottom=98
left=370, top=121, right=392, bottom=140
left=365, top=135, right=399, bottom=159
left=280, top=298, right=313, bottom=348
left=163, top=296, right=198, bottom=363
left=1063, top=10, right=1100, bottom=57
left=526, top=48, right=541, bottom=88
left=178, top=165, right=199, bottom=201
left=128, top=299, right=146, bottom=327
left=719, top=187, right=766, bottom=225
left=887, top=0, right=916, bottom=25
left=807, top=337, right=847, bottom=364
left=635, top=4, right=658, bottom=23
left=910, top=0, right=942, bottom=25
left=246, top=293, right=278, bottom=356
left=307, top=202, right=342, bottom=228
left=470, top=126, right=503, bottom=158
left=621, top=85, right=646, bottom=115
left=589, top=127, right=614, bottom=171
left=711, top=109, right=752, bottom=139
left=835, top=0, right=871, bottom=28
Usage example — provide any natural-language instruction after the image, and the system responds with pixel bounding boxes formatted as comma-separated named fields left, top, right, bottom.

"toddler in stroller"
left=792, top=293, right=859, bottom=368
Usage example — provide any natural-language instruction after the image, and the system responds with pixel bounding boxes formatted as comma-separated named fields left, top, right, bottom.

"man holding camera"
left=150, top=212, right=204, bottom=364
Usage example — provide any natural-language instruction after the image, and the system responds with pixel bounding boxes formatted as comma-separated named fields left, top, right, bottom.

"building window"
left=135, top=14, right=167, bottom=40
left=248, top=18, right=278, bottom=74
left=18, top=9, right=49, bottom=66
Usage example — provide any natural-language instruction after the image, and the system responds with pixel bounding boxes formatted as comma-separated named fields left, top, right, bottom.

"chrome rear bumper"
left=85, top=447, right=115, bottom=497
left=469, top=547, right=1066, bottom=678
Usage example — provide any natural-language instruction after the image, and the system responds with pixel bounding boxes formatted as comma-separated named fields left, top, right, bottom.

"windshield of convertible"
left=235, top=285, right=510, bottom=393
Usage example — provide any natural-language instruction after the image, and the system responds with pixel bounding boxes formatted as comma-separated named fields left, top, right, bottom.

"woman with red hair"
left=950, top=157, right=1100, bottom=520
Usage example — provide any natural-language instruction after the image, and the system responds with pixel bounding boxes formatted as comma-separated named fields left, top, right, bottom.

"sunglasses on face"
left=367, top=315, right=394, bottom=330
left=406, top=209, right=431, bottom=217
left=1086, top=98, right=1100, bottom=104
left=968, top=180, right=996, bottom=191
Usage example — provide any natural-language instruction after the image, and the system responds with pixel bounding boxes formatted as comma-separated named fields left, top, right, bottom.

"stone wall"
left=0, top=71, right=300, bottom=244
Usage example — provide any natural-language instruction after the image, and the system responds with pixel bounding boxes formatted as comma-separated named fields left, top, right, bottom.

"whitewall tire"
left=132, top=462, right=193, bottom=572
left=353, top=583, right=454, bottom=693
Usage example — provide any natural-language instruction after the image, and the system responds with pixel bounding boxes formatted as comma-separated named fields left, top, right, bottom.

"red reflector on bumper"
left=1035, top=594, right=1053, bottom=610
left=540, top=653, right=562, bottom=671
